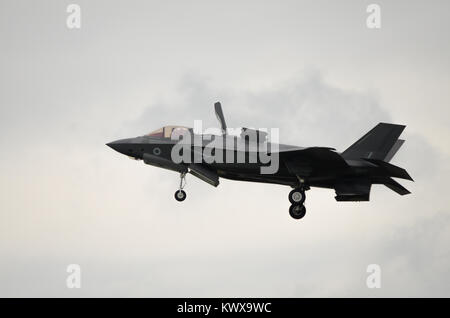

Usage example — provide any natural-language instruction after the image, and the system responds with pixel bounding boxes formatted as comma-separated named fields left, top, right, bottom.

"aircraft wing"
left=279, top=147, right=349, bottom=177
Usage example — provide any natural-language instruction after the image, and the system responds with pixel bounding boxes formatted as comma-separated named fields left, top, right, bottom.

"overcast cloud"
left=0, top=0, right=449, bottom=297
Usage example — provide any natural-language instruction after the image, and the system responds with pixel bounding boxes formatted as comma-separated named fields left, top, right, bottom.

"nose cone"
left=106, top=138, right=134, bottom=155
left=106, top=141, right=120, bottom=152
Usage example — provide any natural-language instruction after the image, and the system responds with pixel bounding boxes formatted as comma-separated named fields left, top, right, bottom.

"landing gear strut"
left=288, top=186, right=307, bottom=219
left=174, top=172, right=187, bottom=202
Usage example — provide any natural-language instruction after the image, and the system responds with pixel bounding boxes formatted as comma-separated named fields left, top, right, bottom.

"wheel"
left=289, top=204, right=306, bottom=219
left=289, top=188, right=305, bottom=205
left=174, top=189, right=187, bottom=202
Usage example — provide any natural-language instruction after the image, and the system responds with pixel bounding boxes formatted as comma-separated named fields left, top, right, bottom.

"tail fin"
left=342, top=123, right=405, bottom=161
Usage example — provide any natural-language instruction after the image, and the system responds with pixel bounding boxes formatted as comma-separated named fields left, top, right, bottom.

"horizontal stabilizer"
left=363, top=158, right=413, bottom=181
left=383, top=177, right=411, bottom=195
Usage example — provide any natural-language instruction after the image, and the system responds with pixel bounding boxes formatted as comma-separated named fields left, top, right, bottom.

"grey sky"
left=0, top=0, right=449, bottom=297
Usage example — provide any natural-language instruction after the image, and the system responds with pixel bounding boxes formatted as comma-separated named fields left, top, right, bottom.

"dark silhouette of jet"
left=107, top=102, right=413, bottom=220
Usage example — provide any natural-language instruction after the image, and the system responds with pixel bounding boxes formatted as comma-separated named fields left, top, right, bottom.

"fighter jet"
left=107, top=102, right=413, bottom=220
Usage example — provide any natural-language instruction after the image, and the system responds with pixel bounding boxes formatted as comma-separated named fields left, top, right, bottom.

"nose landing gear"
left=174, top=172, right=187, bottom=202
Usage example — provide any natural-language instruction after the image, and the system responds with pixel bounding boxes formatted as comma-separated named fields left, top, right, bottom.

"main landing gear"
left=174, top=172, right=187, bottom=202
left=288, top=187, right=307, bottom=219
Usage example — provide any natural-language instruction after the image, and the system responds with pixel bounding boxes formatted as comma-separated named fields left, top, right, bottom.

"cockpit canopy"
left=146, top=125, right=191, bottom=139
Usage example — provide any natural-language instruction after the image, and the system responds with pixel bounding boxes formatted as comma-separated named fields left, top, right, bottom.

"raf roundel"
left=153, top=147, right=161, bottom=156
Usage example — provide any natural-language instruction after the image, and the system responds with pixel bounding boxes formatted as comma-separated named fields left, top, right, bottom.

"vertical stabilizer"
left=342, top=123, right=405, bottom=160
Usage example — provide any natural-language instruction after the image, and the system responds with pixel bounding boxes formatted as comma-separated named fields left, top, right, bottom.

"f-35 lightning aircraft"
left=107, top=102, right=413, bottom=220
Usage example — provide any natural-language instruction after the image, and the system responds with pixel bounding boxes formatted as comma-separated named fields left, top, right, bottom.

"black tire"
left=289, top=188, right=305, bottom=205
left=289, top=204, right=306, bottom=219
left=174, top=190, right=187, bottom=202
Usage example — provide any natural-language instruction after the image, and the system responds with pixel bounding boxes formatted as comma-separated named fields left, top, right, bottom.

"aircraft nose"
left=106, top=138, right=134, bottom=155
left=106, top=141, right=120, bottom=152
